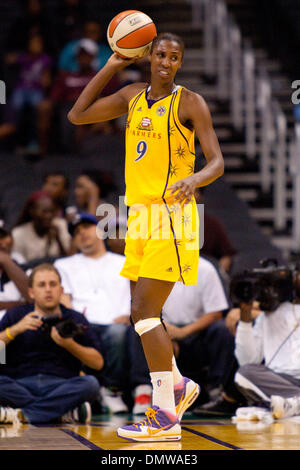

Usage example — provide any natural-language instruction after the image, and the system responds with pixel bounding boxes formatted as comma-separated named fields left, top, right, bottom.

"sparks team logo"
left=156, top=105, right=167, bottom=116
left=137, top=117, right=153, bottom=131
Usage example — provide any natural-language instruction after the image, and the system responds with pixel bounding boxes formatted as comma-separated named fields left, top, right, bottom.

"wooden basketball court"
left=0, top=412, right=300, bottom=451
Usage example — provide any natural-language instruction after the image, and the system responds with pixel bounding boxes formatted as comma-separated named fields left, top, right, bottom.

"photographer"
left=54, top=213, right=131, bottom=414
left=0, top=263, right=103, bottom=425
left=234, top=264, right=300, bottom=419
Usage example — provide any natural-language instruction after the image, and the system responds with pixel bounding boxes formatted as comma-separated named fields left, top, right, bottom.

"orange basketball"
left=107, top=10, right=157, bottom=59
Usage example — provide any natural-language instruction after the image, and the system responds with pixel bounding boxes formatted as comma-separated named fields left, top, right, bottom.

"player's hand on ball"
left=107, top=53, right=138, bottom=70
left=167, top=175, right=198, bottom=204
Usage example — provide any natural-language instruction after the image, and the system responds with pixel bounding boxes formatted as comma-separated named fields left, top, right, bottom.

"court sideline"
left=1, top=414, right=300, bottom=451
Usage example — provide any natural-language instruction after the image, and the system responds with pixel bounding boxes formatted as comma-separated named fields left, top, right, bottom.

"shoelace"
left=133, top=408, right=160, bottom=429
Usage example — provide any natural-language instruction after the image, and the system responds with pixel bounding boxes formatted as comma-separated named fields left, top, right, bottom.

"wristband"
left=5, top=327, right=15, bottom=340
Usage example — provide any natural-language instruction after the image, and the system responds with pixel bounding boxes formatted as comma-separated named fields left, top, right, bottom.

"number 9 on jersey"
left=135, top=140, right=148, bottom=162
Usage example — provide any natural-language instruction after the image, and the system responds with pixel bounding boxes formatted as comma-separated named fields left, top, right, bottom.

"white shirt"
left=235, top=302, right=300, bottom=378
left=54, top=252, right=131, bottom=325
left=12, top=219, right=71, bottom=262
left=162, top=257, right=229, bottom=325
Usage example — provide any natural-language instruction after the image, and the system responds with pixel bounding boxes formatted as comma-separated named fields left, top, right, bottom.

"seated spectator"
left=54, top=213, right=131, bottom=414
left=58, top=19, right=111, bottom=73
left=51, top=39, right=119, bottom=152
left=58, top=18, right=145, bottom=90
left=58, top=19, right=145, bottom=91
left=0, top=226, right=31, bottom=319
left=195, top=188, right=237, bottom=277
left=0, top=263, right=103, bottom=425
left=233, top=268, right=300, bottom=419
left=74, top=170, right=116, bottom=217
left=164, top=257, right=235, bottom=403
left=127, top=257, right=236, bottom=416
left=193, top=302, right=261, bottom=416
left=41, top=172, right=69, bottom=218
left=6, top=33, right=52, bottom=156
left=12, top=191, right=71, bottom=263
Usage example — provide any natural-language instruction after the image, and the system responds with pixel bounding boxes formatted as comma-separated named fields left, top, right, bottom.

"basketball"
left=107, top=10, right=157, bottom=59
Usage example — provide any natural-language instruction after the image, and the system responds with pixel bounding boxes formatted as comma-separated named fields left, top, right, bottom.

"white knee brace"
left=134, top=317, right=161, bottom=336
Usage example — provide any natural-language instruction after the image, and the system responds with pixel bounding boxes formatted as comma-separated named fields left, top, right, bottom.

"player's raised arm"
left=68, top=53, right=144, bottom=125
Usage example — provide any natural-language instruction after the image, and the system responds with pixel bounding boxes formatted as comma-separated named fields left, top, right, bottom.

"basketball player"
left=68, top=33, right=224, bottom=442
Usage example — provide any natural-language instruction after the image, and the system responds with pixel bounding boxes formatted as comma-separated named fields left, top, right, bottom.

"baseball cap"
left=77, top=38, right=99, bottom=56
left=68, top=212, right=98, bottom=236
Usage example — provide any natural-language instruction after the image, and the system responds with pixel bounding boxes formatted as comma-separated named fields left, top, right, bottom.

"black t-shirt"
left=0, top=303, right=102, bottom=379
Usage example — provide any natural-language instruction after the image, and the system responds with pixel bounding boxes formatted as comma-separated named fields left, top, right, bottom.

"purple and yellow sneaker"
left=117, top=406, right=181, bottom=442
left=175, top=377, right=200, bottom=421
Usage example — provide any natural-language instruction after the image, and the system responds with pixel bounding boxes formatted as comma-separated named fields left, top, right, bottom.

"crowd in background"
left=0, top=166, right=241, bottom=418
left=0, top=0, right=148, bottom=157
left=0, top=0, right=253, bottom=422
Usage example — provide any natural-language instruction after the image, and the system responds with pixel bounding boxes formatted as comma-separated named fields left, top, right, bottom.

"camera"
left=40, top=314, right=87, bottom=338
left=230, top=258, right=294, bottom=312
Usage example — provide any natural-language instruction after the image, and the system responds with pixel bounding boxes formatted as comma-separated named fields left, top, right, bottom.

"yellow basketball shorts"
left=120, top=198, right=199, bottom=285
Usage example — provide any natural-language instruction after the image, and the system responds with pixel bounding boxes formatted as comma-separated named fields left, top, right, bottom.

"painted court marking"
left=182, top=426, right=244, bottom=450
left=61, top=428, right=104, bottom=450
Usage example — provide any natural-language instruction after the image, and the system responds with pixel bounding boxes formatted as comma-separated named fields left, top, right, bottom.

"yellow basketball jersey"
left=124, top=85, right=196, bottom=206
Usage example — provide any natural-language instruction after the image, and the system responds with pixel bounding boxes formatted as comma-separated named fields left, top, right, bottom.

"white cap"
left=77, top=38, right=98, bottom=56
